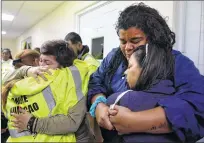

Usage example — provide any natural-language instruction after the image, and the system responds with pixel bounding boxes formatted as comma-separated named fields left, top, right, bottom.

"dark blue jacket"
left=88, top=48, right=204, bottom=142
left=106, top=80, right=179, bottom=142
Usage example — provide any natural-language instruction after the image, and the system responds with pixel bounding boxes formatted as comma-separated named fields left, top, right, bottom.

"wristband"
left=25, top=66, right=32, bottom=77
left=27, top=116, right=36, bottom=133
left=89, top=96, right=107, bottom=117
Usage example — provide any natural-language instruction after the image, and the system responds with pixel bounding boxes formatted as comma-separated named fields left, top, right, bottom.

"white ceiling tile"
left=2, top=21, right=12, bottom=30
left=23, top=1, right=64, bottom=12
left=2, top=1, right=64, bottom=39
left=2, top=1, right=24, bottom=15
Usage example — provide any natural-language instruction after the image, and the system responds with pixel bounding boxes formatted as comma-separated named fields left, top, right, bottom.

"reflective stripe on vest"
left=9, top=129, right=31, bottom=138
left=9, top=65, right=83, bottom=138
left=69, top=66, right=84, bottom=101
left=42, top=86, right=56, bottom=116
left=9, top=86, right=54, bottom=138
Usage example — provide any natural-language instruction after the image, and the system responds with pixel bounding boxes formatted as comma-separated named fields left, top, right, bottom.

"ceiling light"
left=2, top=31, right=6, bottom=35
left=2, top=13, right=14, bottom=21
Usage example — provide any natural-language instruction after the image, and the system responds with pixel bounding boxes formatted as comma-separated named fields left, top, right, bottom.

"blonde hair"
left=2, top=79, right=21, bottom=109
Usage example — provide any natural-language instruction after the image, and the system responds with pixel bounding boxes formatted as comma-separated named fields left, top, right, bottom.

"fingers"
left=32, top=74, right=40, bottom=83
left=11, top=119, right=22, bottom=131
left=1, top=128, right=8, bottom=134
left=109, top=115, right=115, bottom=123
left=19, top=108, right=26, bottom=114
left=28, top=66, right=53, bottom=82
left=42, top=66, right=52, bottom=75
left=31, top=69, right=47, bottom=82
left=104, top=111, right=114, bottom=130
left=12, top=123, right=24, bottom=133
left=99, top=112, right=114, bottom=130
left=108, top=109, right=118, bottom=116
left=17, top=128, right=23, bottom=133
left=112, top=105, right=120, bottom=111
left=11, top=119, right=19, bottom=124
left=45, top=69, right=52, bottom=75
left=37, top=72, right=48, bottom=81
left=10, top=113, right=19, bottom=118
left=39, top=66, right=52, bottom=74
left=104, top=118, right=114, bottom=130
left=12, top=123, right=20, bottom=128
left=36, top=66, right=53, bottom=81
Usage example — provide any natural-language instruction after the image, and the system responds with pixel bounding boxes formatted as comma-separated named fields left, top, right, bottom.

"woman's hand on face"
left=95, top=103, right=114, bottom=130
left=11, top=108, right=32, bottom=132
left=109, top=105, right=132, bottom=134
left=27, top=66, right=52, bottom=83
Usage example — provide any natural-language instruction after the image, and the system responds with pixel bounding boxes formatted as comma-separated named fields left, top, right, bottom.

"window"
left=91, top=37, right=104, bottom=60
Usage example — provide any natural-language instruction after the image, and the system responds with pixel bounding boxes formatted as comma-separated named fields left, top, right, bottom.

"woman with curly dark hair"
left=88, top=2, right=204, bottom=143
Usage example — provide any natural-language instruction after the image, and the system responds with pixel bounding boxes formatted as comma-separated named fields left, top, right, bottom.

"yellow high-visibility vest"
left=3, top=59, right=90, bottom=142
left=81, top=53, right=100, bottom=75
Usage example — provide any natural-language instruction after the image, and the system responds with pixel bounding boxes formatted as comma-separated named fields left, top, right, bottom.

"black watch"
left=27, top=116, right=36, bottom=133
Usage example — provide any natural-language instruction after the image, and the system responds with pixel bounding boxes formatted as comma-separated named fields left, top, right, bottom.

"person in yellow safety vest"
left=65, top=32, right=102, bottom=141
left=64, top=32, right=100, bottom=73
left=1, top=49, right=40, bottom=143
left=1, top=40, right=95, bottom=142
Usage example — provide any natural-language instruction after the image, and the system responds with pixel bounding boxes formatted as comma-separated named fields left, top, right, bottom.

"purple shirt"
left=106, top=80, right=179, bottom=142
left=88, top=48, right=204, bottom=142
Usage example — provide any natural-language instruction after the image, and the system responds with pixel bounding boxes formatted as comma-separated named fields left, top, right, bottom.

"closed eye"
left=119, top=39, right=127, bottom=44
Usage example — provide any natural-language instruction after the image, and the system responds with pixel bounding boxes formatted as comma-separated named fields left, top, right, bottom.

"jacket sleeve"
left=2, top=66, right=31, bottom=85
left=87, top=49, right=116, bottom=108
left=33, top=96, right=86, bottom=135
left=158, top=53, right=204, bottom=142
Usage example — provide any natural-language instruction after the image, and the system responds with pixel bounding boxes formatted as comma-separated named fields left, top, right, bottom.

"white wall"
left=2, top=38, right=17, bottom=57
left=16, top=1, right=97, bottom=53
left=14, top=1, right=203, bottom=75
left=77, top=1, right=174, bottom=58
left=174, top=1, right=204, bottom=75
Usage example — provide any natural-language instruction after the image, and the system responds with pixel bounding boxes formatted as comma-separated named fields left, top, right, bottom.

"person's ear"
left=33, top=58, right=39, bottom=66
left=78, top=42, right=83, bottom=49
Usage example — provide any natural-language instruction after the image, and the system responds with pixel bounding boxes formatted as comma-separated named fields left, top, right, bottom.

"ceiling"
left=2, top=1, right=65, bottom=39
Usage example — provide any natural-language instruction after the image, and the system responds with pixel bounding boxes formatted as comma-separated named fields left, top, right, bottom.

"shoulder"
left=101, top=47, right=119, bottom=64
left=8, top=59, right=13, bottom=65
left=172, top=49, right=200, bottom=74
left=172, top=49, right=194, bottom=65
left=73, top=59, right=89, bottom=72
left=172, top=49, right=181, bottom=56
left=107, top=47, right=119, bottom=58
left=83, top=53, right=98, bottom=62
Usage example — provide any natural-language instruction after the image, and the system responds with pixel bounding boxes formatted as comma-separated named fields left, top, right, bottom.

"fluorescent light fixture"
left=2, top=13, right=14, bottom=21
left=2, top=31, right=6, bottom=35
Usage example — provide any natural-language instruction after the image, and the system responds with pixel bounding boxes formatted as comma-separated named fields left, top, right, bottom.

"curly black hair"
left=116, top=2, right=175, bottom=49
left=107, top=2, right=175, bottom=91
left=41, top=40, right=76, bottom=68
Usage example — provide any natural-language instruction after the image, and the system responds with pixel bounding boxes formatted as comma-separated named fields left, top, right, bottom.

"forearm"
left=33, top=97, right=86, bottom=135
left=127, top=107, right=172, bottom=134
left=91, top=94, right=106, bottom=104
left=3, top=66, right=31, bottom=85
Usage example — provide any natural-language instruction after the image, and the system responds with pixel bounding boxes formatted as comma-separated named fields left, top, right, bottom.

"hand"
left=95, top=103, right=114, bottom=130
left=1, top=128, right=8, bottom=134
left=109, top=105, right=132, bottom=134
left=27, top=66, right=52, bottom=83
left=11, top=108, right=32, bottom=132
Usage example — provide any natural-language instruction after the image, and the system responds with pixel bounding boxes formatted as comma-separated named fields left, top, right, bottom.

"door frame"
left=75, top=1, right=178, bottom=41
left=75, top=1, right=113, bottom=34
